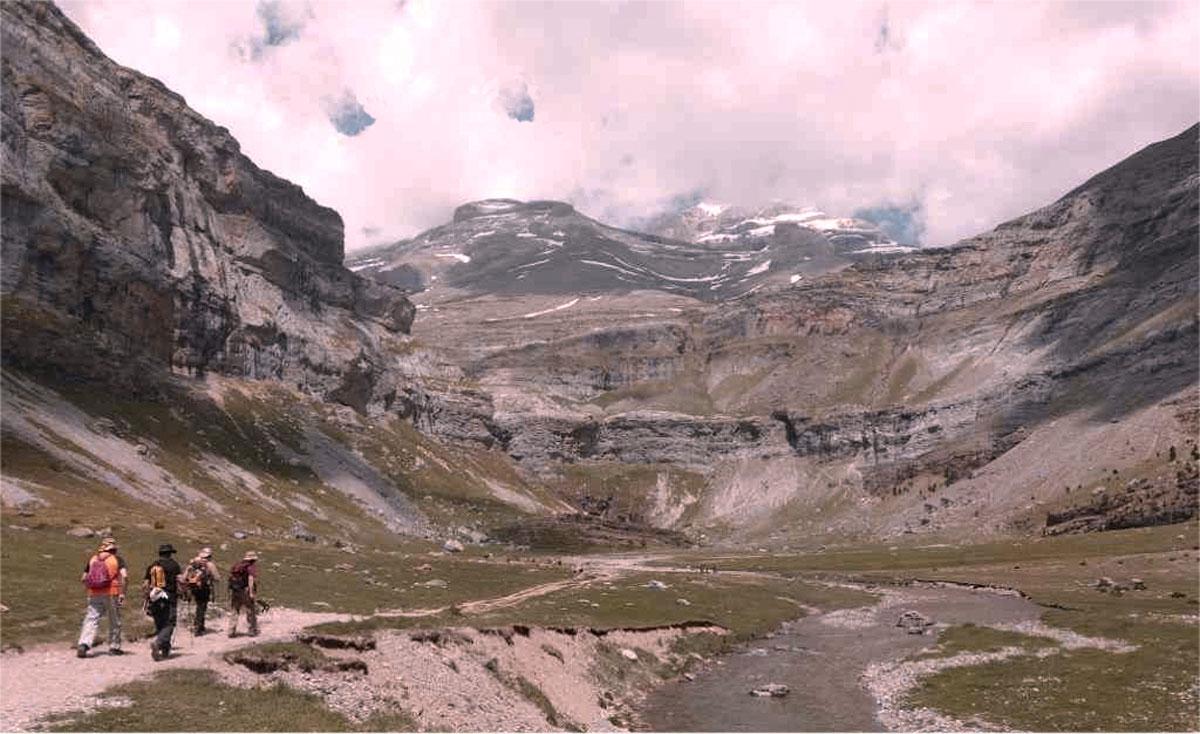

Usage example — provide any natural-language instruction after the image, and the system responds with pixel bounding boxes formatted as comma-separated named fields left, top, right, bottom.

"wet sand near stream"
left=638, top=583, right=1041, bottom=732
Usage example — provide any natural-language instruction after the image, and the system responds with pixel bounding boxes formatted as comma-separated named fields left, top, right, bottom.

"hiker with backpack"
left=77, top=537, right=128, bottom=658
left=142, top=543, right=182, bottom=661
left=182, top=547, right=220, bottom=636
left=227, top=551, right=259, bottom=638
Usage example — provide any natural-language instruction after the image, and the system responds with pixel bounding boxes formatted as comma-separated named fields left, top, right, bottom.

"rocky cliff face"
left=0, top=2, right=571, bottom=543
left=363, top=125, right=1198, bottom=540
left=1, top=1, right=414, bottom=404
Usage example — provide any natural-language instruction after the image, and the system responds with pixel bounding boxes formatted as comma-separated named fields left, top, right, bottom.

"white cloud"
left=59, top=0, right=1199, bottom=249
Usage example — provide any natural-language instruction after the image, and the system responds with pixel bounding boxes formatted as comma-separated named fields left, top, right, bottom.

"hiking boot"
left=248, top=630, right=259, bottom=637
left=150, top=643, right=163, bottom=662
left=76, top=644, right=89, bottom=659
left=109, top=648, right=126, bottom=656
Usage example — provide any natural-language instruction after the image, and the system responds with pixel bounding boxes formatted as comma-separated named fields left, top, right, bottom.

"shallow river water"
left=638, top=583, right=1040, bottom=732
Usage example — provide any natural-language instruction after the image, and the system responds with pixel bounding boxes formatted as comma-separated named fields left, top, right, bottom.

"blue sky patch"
left=499, top=82, right=535, bottom=122
left=854, top=203, right=925, bottom=244
left=327, top=91, right=376, bottom=136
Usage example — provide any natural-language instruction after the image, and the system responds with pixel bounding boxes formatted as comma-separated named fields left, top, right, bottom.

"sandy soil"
left=221, top=624, right=723, bottom=732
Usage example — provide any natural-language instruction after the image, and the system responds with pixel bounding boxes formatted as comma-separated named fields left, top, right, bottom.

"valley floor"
left=0, top=522, right=1196, bottom=732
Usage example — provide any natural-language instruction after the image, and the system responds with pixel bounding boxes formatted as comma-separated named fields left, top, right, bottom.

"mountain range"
left=1, top=0, right=1196, bottom=550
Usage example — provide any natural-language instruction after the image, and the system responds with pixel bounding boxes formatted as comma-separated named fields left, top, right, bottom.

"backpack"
left=183, top=560, right=210, bottom=590
left=145, top=561, right=169, bottom=613
left=84, top=553, right=113, bottom=590
left=228, top=560, right=251, bottom=592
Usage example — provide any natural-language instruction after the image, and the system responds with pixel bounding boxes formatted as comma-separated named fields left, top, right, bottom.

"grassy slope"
left=311, top=569, right=874, bottom=643
left=44, top=668, right=415, bottom=732
left=0, top=523, right=569, bottom=648
left=1, top=367, right=550, bottom=544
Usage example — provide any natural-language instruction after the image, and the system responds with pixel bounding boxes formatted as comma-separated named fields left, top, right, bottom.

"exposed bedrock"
left=0, top=1, right=414, bottom=406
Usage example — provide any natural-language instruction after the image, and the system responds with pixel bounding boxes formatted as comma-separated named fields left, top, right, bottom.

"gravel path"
left=0, top=607, right=347, bottom=731
left=0, top=561, right=634, bottom=731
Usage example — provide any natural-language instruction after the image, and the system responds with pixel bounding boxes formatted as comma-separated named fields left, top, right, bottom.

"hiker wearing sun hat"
left=227, top=550, right=260, bottom=638
left=76, top=537, right=128, bottom=658
left=182, top=546, right=221, bottom=635
left=142, top=543, right=182, bottom=661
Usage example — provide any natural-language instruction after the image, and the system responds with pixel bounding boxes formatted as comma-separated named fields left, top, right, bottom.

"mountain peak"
left=651, top=200, right=912, bottom=254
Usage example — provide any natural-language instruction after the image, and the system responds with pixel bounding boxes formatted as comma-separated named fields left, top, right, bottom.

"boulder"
left=232, top=531, right=248, bottom=540
left=291, top=523, right=318, bottom=543
left=645, top=579, right=669, bottom=590
left=457, top=526, right=489, bottom=544
left=66, top=527, right=94, bottom=538
left=620, top=648, right=639, bottom=662
left=1131, top=578, right=1147, bottom=590
left=750, top=683, right=790, bottom=697
left=442, top=539, right=465, bottom=553
left=896, top=610, right=933, bottom=634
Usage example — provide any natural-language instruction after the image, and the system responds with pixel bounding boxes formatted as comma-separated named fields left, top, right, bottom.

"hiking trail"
left=0, top=564, right=634, bottom=731
left=0, top=607, right=348, bottom=731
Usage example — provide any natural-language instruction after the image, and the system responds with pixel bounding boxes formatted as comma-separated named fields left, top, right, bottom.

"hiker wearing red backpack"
left=182, top=547, right=220, bottom=635
left=227, top=551, right=259, bottom=638
left=77, top=537, right=128, bottom=658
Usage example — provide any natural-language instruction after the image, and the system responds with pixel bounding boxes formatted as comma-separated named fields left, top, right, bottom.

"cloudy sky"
left=61, top=0, right=1198, bottom=250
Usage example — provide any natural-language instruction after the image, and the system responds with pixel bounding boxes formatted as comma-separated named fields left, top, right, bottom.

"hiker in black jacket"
left=142, top=543, right=182, bottom=661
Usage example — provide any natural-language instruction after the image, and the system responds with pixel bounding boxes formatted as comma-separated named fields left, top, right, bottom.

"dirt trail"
left=0, top=607, right=347, bottom=731
left=0, top=566, right=629, bottom=731
left=0, top=555, right=765, bottom=731
left=372, top=570, right=615, bottom=620
left=459, top=571, right=616, bottom=614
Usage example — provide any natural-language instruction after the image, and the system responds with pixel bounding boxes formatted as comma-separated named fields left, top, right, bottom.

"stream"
left=638, top=583, right=1041, bottom=731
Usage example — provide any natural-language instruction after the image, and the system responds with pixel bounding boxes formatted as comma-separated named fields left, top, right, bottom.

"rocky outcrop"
left=0, top=1, right=414, bottom=405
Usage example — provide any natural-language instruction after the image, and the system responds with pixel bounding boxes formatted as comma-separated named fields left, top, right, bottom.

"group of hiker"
left=77, top=537, right=261, bottom=660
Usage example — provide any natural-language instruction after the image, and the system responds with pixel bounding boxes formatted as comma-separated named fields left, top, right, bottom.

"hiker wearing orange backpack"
left=142, top=543, right=182, bottom=661
left=182, top=547, right=220, bottom=636
left=77, top=536, right=128, bottom=658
